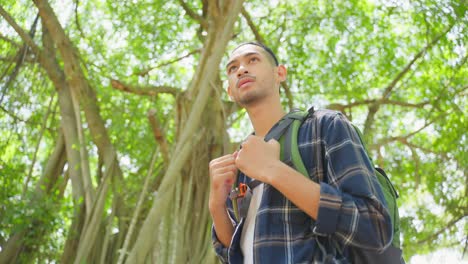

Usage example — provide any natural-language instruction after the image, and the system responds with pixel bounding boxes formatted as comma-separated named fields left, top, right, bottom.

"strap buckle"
left=229, top=183, right=248, bottom=199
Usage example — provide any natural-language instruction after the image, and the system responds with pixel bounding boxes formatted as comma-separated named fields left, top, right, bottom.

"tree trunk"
left=1, top=1, right=244, bottom=263
left=33, top=1, right=128, bottom=262
left=124, top=1, right=244, bottom=263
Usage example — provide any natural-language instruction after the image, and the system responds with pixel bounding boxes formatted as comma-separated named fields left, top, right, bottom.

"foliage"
left=0, top=0, right=466, bottom=263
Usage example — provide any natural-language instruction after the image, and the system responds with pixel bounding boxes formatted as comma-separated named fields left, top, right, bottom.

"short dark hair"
left=232, top=42, right=279, bottom=66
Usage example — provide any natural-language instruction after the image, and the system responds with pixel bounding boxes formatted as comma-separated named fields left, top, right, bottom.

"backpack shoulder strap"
left=281, top=107, right=315, bottom=177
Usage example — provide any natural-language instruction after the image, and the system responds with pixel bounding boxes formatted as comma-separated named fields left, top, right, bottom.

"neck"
left=245, top=97, right=286, bottom=137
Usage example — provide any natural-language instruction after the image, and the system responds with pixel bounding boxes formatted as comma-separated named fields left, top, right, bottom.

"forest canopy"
left=0, top=0, right=466, bottom=263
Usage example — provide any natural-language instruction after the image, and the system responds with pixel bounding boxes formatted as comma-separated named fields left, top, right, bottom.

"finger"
left=267, top=138, right=279, bottom=147
left=235, top=149, right=243, bottom=161
left=240, top=140, right=247, bottom=149
left=209, top=154, right=234, bottom=165
left=212, top=165, right=238, bottom=176
left=209, top=155, right=236, bottom=169
left=241, top=135, right=255, bottom=148
left=234, top=149, right=245, bottom=171
left=210, top=160, right=237, bottom=176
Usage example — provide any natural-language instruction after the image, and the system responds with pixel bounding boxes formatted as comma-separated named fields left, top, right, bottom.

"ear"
left=276, top=65, right=287, bottom=83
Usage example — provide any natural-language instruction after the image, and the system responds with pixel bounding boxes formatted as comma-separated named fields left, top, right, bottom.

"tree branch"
left=23, top=93, right=56, bottom=195
left=0, top=7, right=41, bottom=54
left=178, top=0, right=207, bottom=29
left=382, top=24, right=455, bottom=99
left=416, top=214, right=467, bottom=245
left=110, top=79, right=180, bottom=96
left=409, top=146, right=421, bottom=188
left=0, top=12, right=40, bottom=105
left=374, top=116, right=441, bottom=147
left=363, top=23, right=455, bottom=135
left=147, top=109, right=169, bottom=164
left=363, top=60, right=467, bottom=149
left=241, top=7, right=265, bottom=43
left=0, top=104, right=26, bottom=122
left=402, top=141, right=449, bottom=160
left=328, top=98, right=430, bottom=111
left=280, top=82, right=294, bottom=109
left=116, top=150, right=160, bottom=264
left=134, top=48, right=201, bottom=77
left=0, top=55, right=36, bottom=63
left=73, top=0, right=86, bottom=39
left=0, top=33, right=22, bottom=48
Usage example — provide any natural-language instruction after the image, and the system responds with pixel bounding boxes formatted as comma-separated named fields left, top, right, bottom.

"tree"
left=0, top=0, right=466, bottom=263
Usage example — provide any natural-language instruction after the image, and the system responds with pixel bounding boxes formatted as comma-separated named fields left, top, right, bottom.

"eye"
left=249, top=57, right=259, bottom=63
left=228, top=65, right=237, bottom=73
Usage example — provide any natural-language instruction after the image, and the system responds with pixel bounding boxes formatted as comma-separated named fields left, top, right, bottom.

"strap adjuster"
left=229, top=183, right=248, bottom=199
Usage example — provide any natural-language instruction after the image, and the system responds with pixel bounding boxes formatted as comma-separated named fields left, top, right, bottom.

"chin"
left=239, top=95, right=261, bottom=106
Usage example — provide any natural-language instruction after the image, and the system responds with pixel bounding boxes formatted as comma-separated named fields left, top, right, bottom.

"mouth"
left=237, top=76, right=256, bottom=89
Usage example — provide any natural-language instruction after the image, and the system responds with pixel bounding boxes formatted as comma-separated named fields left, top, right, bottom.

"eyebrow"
left=225, top=51, right=261, bottom=70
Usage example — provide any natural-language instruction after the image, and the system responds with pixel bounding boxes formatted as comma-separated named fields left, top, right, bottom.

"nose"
left=236, top=64, right=249, bottom=78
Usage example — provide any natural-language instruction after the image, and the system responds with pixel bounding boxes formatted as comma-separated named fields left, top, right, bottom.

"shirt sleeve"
left=311, top=112, right=393, bottom=252
left=212, top=225, right=229, bottom=263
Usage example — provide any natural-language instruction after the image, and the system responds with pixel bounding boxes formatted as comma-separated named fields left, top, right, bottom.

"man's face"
left=225, top=44, right=285, bottom=107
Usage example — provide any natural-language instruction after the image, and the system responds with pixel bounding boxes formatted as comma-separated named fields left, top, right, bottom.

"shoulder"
left=299, top=108, right=355, bottom=143
left=302, top=108, right=348, bottom=127
left=296, top=108, right=343, bottom=141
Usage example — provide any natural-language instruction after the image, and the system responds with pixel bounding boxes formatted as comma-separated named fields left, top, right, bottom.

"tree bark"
left=32, top=1, right=130, bottom=262
left=124, top=1, right=244, bottom=263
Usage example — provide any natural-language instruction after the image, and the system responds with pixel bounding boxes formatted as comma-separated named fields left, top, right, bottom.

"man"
left=209, top=42, right=392, bottom=263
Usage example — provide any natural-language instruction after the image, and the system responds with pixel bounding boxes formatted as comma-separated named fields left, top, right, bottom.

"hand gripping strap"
left=230, top=109, right=312, bottom=221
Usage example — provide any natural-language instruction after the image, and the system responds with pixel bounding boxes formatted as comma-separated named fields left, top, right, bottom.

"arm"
left=209, top=204, right=234, bottom=247
left=314, top=112, right=393, bottom=250
left=261, top=161, right=321, bottom=220
left=263, top=159, right=392, bottom=251
left=208, top=154, right=238, bottom=261
left=210, top=202, right=234, bottom=263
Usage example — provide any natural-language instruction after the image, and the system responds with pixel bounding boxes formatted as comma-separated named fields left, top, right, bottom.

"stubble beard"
left=238, top=89, right=266, bottom=107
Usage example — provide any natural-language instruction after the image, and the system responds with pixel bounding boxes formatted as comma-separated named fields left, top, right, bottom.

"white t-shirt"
left=240, top=183, right=264, bottom=264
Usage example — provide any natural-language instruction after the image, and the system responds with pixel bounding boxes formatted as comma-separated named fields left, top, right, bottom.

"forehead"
left=228, top=44, right=265, bottom=62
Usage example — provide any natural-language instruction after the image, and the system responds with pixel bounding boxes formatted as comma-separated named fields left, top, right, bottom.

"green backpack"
left=276, top=108, right=404, bottom=263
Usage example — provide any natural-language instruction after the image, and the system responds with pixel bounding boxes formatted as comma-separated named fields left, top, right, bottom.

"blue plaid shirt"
left=212, top=110, right=393, bottom=263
